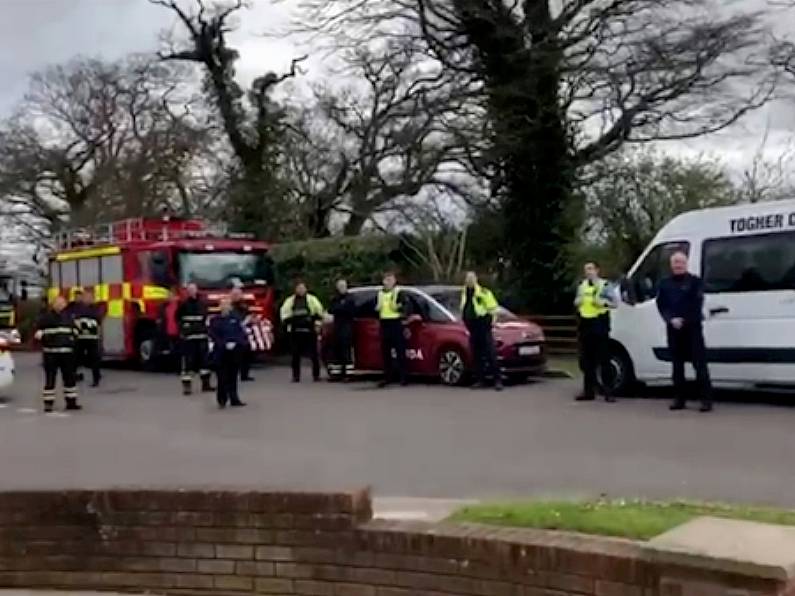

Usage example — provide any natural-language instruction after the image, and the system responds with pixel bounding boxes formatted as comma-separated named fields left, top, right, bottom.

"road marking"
left=0, top=404, right=8, bottom=409
left=45, top=412, right=70, bottom=418
left=16, top=408, right=37, bottom=414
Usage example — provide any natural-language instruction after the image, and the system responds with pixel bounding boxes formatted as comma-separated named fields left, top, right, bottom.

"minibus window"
left=629, top=241, right=690, bottom=302
left=703, top=233, right=795, bottom=294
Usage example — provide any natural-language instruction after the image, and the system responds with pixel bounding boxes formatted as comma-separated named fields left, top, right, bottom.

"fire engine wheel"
left=438, top=347, right=466, bottom=386
left=137, top=337, right=156, bottom=369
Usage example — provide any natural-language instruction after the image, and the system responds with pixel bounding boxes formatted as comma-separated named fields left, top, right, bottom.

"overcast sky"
left=0, top=0, right=792, bottom=171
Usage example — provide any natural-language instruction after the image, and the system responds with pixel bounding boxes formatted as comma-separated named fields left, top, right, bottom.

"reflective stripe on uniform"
left=78, top=334, right=99, bottom=340
left=182, top=315, right=205, bottom=321
left=185, top=334, right=208, bottom=340
left=43, top=347, right=74, bottom=353
left=42, top=327, right=75, bottom=335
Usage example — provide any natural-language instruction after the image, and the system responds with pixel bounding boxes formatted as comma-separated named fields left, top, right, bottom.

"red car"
left=321, top=285, right=546, bottom=385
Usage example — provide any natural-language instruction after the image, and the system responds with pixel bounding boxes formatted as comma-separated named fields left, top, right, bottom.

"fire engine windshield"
left=177, top=251, right=274, bottom=289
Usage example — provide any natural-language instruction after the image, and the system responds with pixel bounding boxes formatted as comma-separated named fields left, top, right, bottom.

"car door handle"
left=709, top=307, right=729, bottom=316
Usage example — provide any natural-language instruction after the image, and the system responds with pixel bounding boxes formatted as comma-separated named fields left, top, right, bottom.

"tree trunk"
left=455, top=0, right=573, bottom=311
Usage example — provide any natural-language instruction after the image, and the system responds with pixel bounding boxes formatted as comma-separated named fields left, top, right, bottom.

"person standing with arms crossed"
left=376, top=272, right=408, bottom=388
left=209, top=297, right=248, bottom=409
left=280, top=281, right=325, bottom=383
left=35, top=296, right=81, bottom=412
left=575, top=261, right=617, bottom=402
left=177, top=283, right=213, bottom=395
left=461, top=271, right=503, bottom=391
left=72, top=289, right=103, bottom=387
left=656, top=251, right=713, bottom=412
left=328, top=279, right=356, bottom=381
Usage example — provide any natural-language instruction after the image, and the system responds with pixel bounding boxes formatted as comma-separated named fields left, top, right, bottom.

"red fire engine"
left=48, top=218, right=276, bottom=365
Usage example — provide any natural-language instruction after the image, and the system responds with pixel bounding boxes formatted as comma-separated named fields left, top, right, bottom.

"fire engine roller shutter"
left=100, top=255, right=125, bottom=357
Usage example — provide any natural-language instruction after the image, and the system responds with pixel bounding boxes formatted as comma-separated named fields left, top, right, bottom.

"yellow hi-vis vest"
left=377, top=288, right=401, bottom=320
left=578, top=279, right=609, bottom=319
left=459, top=284, right=499, bottom=318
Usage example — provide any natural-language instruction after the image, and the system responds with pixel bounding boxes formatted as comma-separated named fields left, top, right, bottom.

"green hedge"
left=271, top=235, right=415, bottom=305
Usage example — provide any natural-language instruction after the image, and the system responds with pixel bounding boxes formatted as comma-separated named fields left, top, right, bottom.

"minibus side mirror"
left=619, top=275, right=637, bottom=306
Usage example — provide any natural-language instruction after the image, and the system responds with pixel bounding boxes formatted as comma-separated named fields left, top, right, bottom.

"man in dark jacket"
left=656, top=251, right=713, bottom=412
left=230, top=286, right=255, bottom=382
left=176, top=283, right=213, bottom=395
left=35, top=295, right=81, bottom=412
left=209, top=297, right=247, bottom=409
left=72, top=289, right=103, bottom=387
left=328, top=279, right=356, bottom=381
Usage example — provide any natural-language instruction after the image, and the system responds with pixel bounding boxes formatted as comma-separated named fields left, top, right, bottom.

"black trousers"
left=465, top=319, right=500, bottom=384
left=181, top=339, right=211, bottom=381
left=76, top=339, right=101, bottom=383
left=579, top=318, right=610, bottom=397
left=215, top=348, right=242, bottom=406
left=668, top=326, right=713, bottom=406
left=380, top=319, right=406, bottom=384
left=331, top=324, right=353, bottom=378
left=239, top=344, right=253, bottom=380
left=290, top=331, right=320, bottom=381
left=42, top=352, right=78, bottom=403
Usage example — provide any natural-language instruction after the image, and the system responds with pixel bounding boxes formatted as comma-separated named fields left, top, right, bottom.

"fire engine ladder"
left=54, top=218, right=230, bottom=250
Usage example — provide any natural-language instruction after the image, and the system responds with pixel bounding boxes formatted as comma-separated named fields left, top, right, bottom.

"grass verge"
left=449, top=499, right=795, bottom=540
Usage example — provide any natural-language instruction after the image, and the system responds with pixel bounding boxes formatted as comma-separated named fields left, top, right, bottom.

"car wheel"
left=438, top=347, right=466, bottom=386
left=598, top=344, right=635, bottom=397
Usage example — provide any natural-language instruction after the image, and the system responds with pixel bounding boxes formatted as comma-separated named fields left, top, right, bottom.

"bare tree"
left=151, top=0, right=308, bottom=239
left=0, top=55, right=217, bottom=234
left=282, top=39, right=487, bottom=237
left=295, top=0, right=777, bottom=310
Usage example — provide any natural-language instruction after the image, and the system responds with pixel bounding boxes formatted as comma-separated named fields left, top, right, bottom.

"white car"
left=0, top=334, right=16, bottom=392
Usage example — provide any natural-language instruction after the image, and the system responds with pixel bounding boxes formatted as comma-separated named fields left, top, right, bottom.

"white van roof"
left=654, top=199, right=795, bottom=243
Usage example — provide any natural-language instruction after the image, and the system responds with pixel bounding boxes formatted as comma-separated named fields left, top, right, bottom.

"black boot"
left=43, top=400, right=54, bottom=413
left=699, top=402, right=713, bottom=413
left=201, top=378, right=215, bottom=392
left=669, top=400, right=686, bottom=411
left=65, top=398, right=82, bottom=411
left=182, top=379, right=192, bottom=396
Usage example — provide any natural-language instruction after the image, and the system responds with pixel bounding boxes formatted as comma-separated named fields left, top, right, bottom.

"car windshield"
left=178, top=251, right=274, bottom=289
left=428, top=288, right=518, bottom=322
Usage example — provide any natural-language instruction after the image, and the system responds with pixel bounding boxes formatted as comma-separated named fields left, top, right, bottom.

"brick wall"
left=0, top=490, right=790, bottom=596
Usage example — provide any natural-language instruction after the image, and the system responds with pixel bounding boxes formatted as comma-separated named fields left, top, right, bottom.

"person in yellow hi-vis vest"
left=460, top=271, right=502, bottom=391
left=375, top=272, right=408, bottom=388
left=280, top=281, right=325, bottom=383
left=574, top=261, right=617, bottom=402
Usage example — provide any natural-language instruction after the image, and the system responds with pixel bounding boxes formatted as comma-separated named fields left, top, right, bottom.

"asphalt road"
left=2, top=353, right=795, bottom=508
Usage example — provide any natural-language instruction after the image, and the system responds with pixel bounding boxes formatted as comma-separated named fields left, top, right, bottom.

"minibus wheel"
left=599, top=342, right=636, bottom=397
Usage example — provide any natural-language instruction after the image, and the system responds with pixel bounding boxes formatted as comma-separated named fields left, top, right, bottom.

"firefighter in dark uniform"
left=461, top=271, right=502, bottom=391
left=176, top=282, right=213, bottom=395
left=280, top=281, right=325, bottom=383
left=574, top=261, right=617, bottom=402
left=35, top=295, right=81, bottom=412
left=376, top=272, right=408, bottom=388
left=230, top=286, right=255, bottom=382
left=328, top=279, right=356, bottom=381
left=209, top=297, right=248, bottom=409
left=72, top=289, right=103, bottom=387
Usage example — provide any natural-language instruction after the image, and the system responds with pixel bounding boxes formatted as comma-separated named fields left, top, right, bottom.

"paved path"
left=2, top=353, right=795, bottom=508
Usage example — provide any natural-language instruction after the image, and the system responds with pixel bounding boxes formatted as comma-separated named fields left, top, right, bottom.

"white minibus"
left=607, top=199, right=795, bottom=394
